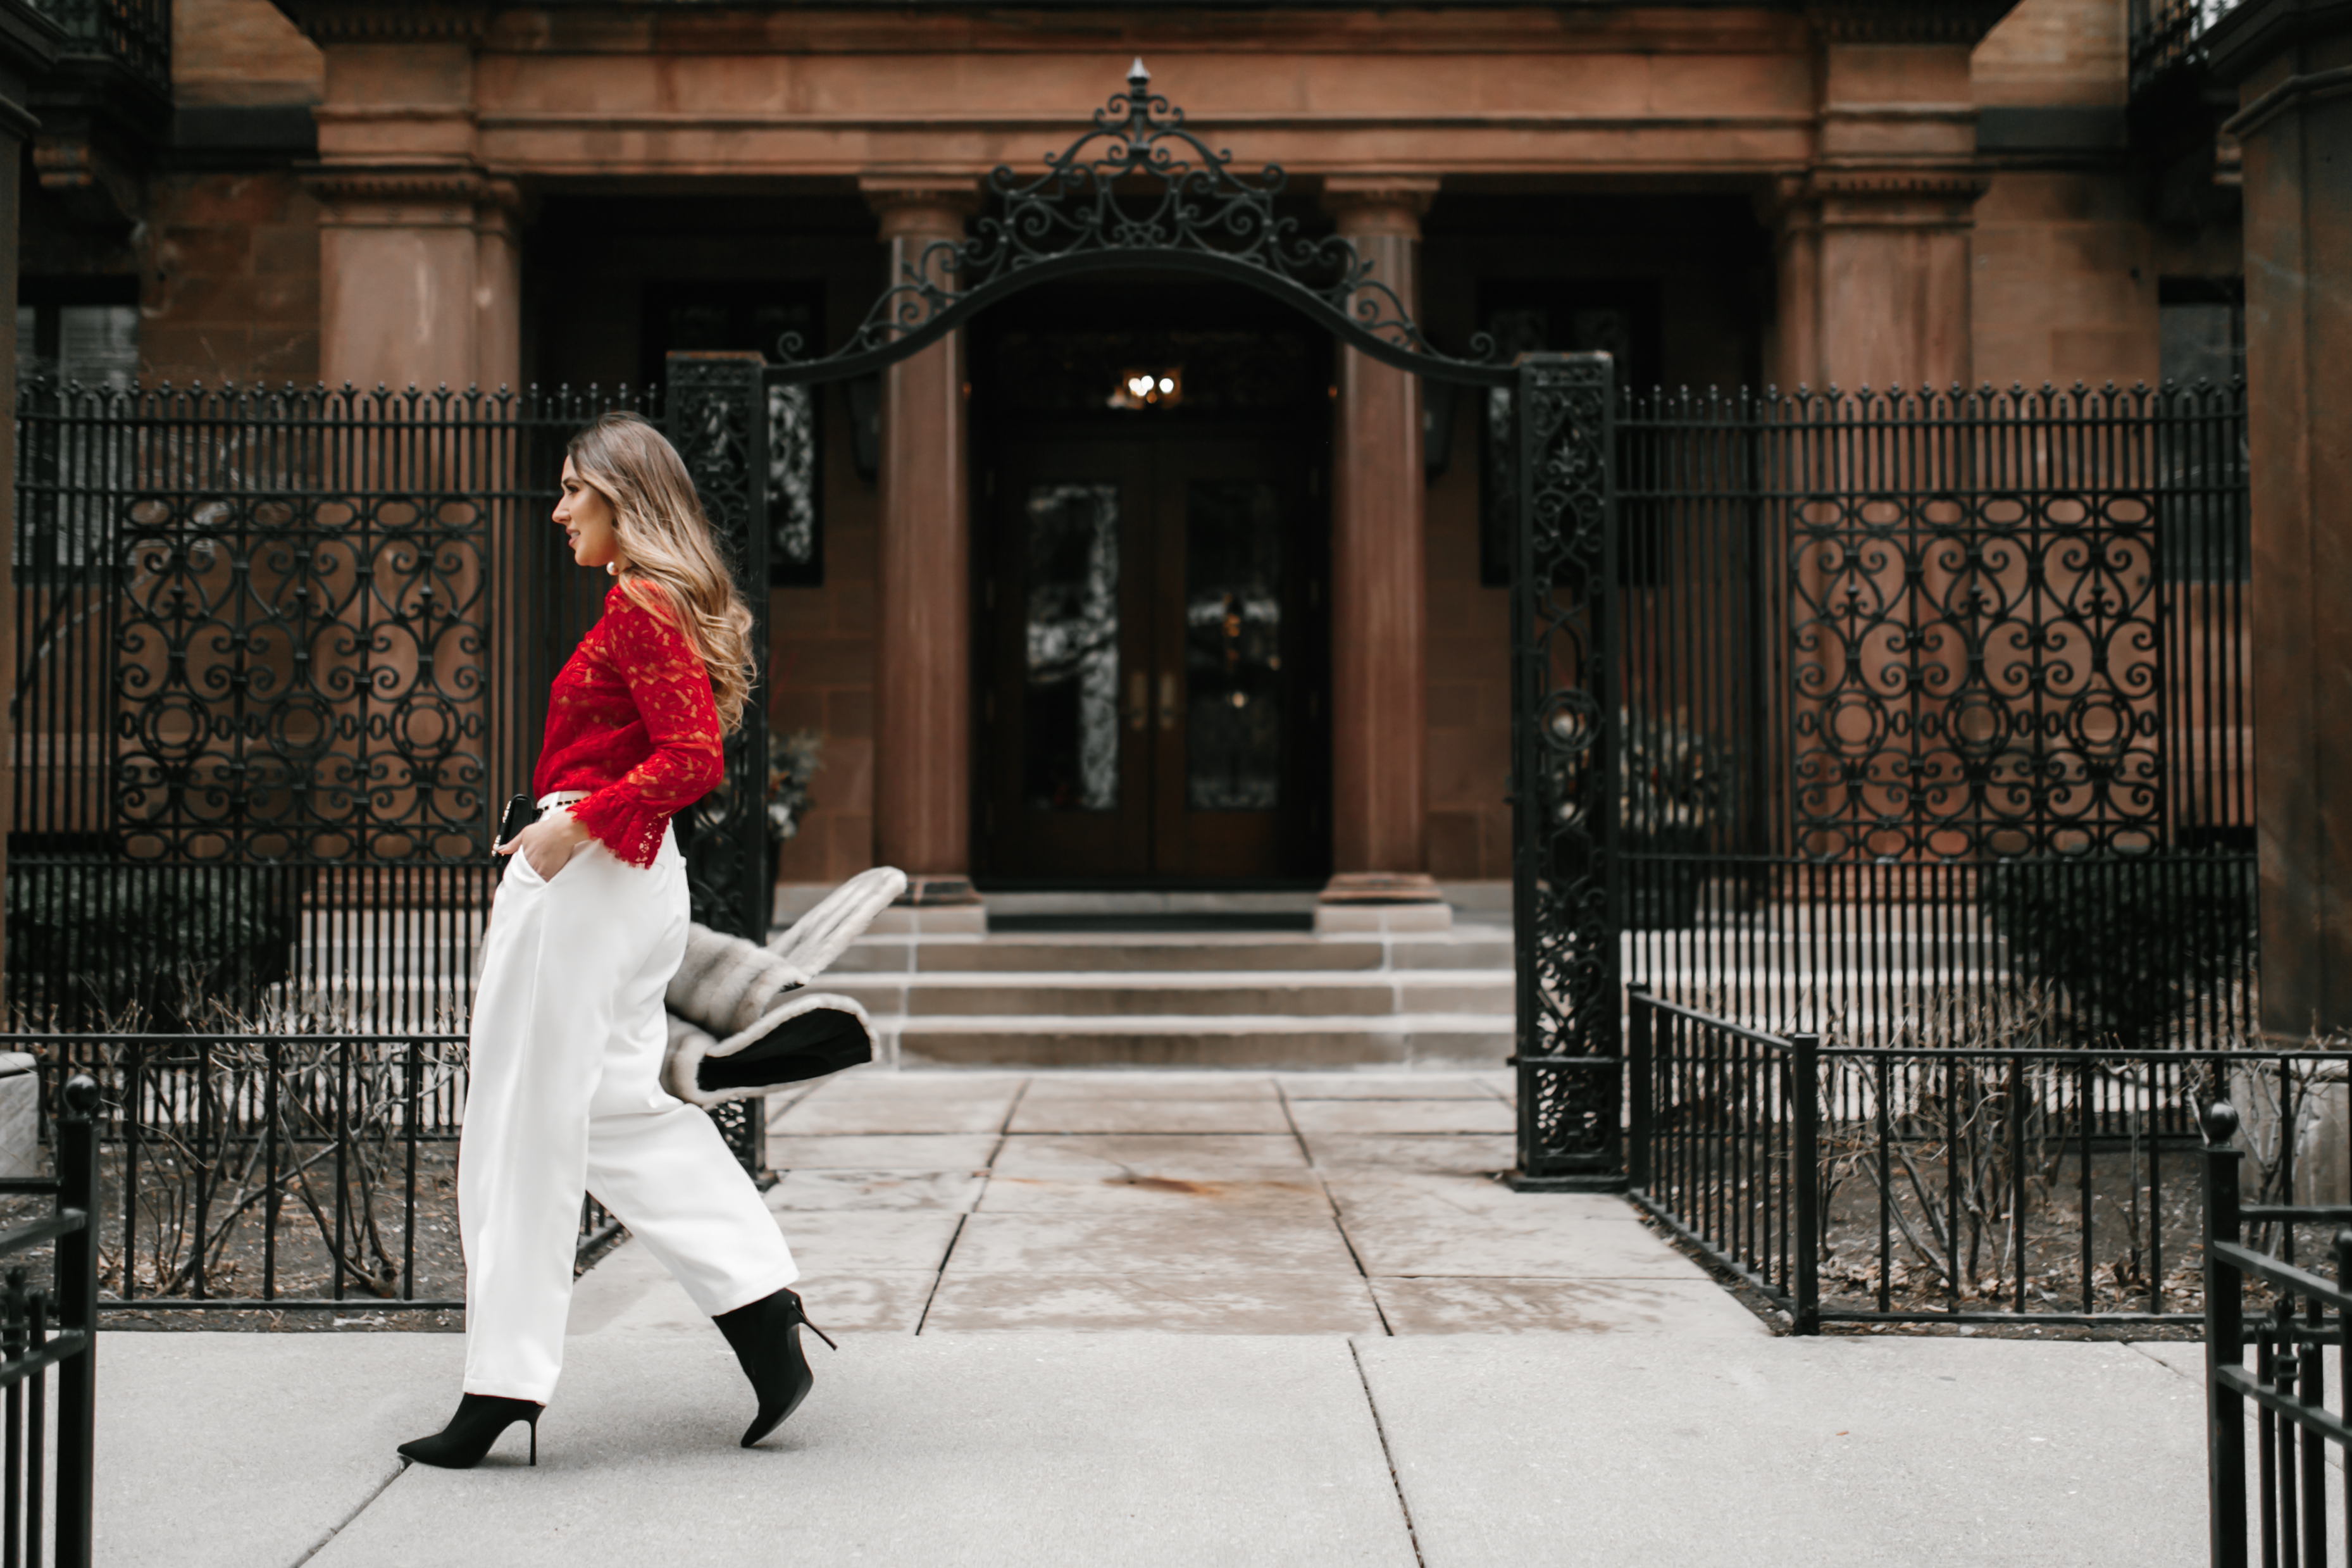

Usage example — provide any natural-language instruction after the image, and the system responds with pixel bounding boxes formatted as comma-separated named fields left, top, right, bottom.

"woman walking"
left=400, top=412, right=828, bottom=1469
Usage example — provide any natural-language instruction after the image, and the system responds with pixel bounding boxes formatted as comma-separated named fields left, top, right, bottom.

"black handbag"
left=495, top=793, right=537, bottom=854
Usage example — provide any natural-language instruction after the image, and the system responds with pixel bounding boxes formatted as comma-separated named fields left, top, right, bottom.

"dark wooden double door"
left=980, top=431, right=1328, bottom=882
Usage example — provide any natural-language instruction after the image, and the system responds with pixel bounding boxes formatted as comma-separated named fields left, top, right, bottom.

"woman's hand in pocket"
left=499, top=812, right=592, bottom=883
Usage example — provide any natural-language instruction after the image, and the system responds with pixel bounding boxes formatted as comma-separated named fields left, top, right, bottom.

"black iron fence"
left=1629, top=990, right=2344, bottom=1331
left=7, top=377, right=781, bottom=1310
left=9, top=375, right=776, bottom=1025
left=2200, top=1099, right=2352, bottom=1568
left=1515, top=375, right=2255, bottom=1185
left=1612, top=381, right=2254, bottom=1050
left=9, top=382, right=609, bottom=1031
left=0, top=1074, right=99, bottom=1566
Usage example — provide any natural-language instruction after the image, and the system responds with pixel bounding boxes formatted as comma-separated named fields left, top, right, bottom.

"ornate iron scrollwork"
left=663, top=353, right=772, bottom=947
left=767, top=61, right=1510, bottom=390
left=1510, top=353, right=1623, bottom=1187
left=1786, top=385, right=2168, bottom=861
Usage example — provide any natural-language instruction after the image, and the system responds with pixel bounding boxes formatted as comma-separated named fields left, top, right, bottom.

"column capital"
left=859, top=175, right=983, bottom=240
left=1805, top=164, right=1989, bottom=230
left=303, top=163, right=499, bottom=228
left=1319, top=175, right=1441, bottom=237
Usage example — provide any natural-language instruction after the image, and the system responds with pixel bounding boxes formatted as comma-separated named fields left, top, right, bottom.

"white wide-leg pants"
left=459, top=822, right=798, bottom=1403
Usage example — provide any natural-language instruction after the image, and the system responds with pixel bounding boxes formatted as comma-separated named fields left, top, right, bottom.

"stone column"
left=2207, top=0, right=2352, bottom=1040
left=1788, top=8, right=1995, bottom=390
left=862, top=177, right=983, bottom=923
left=475, top=180, right=523, bottom=394
left=313, top=170, right=510, bottom=390
left=1319, top=177, right=1448, bottom=933
left=302, top=21, right=518, bottom=392
left=0, top=0, right=59, bottom=1002
left=1764, top=175, right=1823, bottom=390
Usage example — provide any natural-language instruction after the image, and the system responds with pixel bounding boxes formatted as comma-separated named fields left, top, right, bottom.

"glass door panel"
left=981, top=432, right=1323, bottom=883
left=1183, top=481, right=1284, bottom=812
left=983, top=443, right=1153, bottom=878
left=1022, top=483, right=1123, bottom=813
left=1150, top=440, right=1321, bottom=880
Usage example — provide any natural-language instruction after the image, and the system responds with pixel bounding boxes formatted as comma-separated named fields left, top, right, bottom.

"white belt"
left=537, top=790, right=590, bottom=811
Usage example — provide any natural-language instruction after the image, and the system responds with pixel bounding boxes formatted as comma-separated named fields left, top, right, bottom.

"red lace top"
left=530, top=582, right=725, bottom=869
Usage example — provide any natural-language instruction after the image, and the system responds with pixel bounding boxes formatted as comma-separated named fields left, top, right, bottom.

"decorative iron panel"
left=1608, top=382, right=2255, bottom=1057
left=6, top=383, right=559, bottom=1031
left=1510, top=352, right=1622, bottom=1186
left=1785, top=387, right=2168, bottom=862
left=765, top=62, right=1510, bottom=391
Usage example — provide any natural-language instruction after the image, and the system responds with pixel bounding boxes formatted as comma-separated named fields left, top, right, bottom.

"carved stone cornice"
left=302, top=165, right=489, bottom=204
left=1809, top=166, right=1991, bottom=199
left=1764, top=161, right=1992, bottom=233
left=1806, top=0, right=2020, bottom=45
left=302, top=163, right=523, bottom=232
left=271, top=2, right=487, bottom=44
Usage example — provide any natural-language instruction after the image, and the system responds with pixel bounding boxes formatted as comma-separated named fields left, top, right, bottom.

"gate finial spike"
left=1129, top=57, right=1149, bottom=93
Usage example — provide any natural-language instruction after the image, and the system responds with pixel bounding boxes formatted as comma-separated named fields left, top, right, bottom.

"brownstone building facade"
left=16, top=0, right=2249, bottom=909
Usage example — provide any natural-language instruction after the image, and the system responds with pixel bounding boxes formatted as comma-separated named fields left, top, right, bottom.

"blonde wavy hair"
left=566, top=411, right=758, bottom=733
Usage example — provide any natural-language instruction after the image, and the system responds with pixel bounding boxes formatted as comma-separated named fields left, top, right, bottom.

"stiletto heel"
left=398, top=1393, right=545, bottom=1469
left=714, top=1286, right=836, bottom=1447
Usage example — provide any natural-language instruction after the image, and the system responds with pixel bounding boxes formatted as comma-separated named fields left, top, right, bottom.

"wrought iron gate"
left=1507, top=369, right=2256, bottom=1186
left=9, top=63, right=2248, bottom=1207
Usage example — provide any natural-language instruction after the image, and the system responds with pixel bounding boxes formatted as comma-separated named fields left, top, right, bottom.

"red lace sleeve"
left=568, top=587, right=726, bottom=868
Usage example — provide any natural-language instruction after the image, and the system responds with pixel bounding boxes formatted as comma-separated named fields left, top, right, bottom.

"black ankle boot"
left=714, top=1286, right=837, bottom=1447
left=397, top=1393, right=544, bottom=1469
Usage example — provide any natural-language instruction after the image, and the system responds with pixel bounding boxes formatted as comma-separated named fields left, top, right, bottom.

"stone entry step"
left=833, top=923, right=1518, bottom=1069
left=830, top=929, right=1514, bottom=975
left=829, top=972, right=1512, bottom=1018
left=894, top=1016, right=1515, bottom=1069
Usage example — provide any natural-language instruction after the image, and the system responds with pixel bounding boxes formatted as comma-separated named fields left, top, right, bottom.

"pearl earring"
left=606, top=561, right=619, bottom=576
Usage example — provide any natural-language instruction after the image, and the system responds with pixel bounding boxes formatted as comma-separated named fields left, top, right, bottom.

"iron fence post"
left=663, top=351, right=772, bottom=945
left=1627, top=985, right=1652, bottom=1192
left=2203, top=1100, right=2246, bottom=1568
left=53, top=1074, right=97, bottom=1568
left=1791, top=1030, right=1820, bottom=1336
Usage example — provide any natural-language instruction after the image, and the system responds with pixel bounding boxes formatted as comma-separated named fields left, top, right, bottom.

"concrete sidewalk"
left=100, top=1330, right=2209, bottom=1567
left=94, top=1070, right=2215, bottom=1566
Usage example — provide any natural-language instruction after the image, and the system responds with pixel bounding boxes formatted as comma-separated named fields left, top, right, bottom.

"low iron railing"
left=0, top=1035, right=761, bottom=1311
left=0, top=1074, right=99, bottom=1566
left=1628, top=989, right=2346, bottom=1332
left=2200, top=1099, right=2352, bottom=1568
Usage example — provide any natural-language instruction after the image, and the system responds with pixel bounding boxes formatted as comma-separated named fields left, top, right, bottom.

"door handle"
left=1158, top=671, right=1179, bottom=732
left=1126, top=671, right=1147, bottom=732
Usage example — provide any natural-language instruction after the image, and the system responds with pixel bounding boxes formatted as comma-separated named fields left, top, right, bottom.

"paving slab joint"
left=287, top=1459, right=407, bottom=1568
left=1347, top=1338, right=1427, bottom=1568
